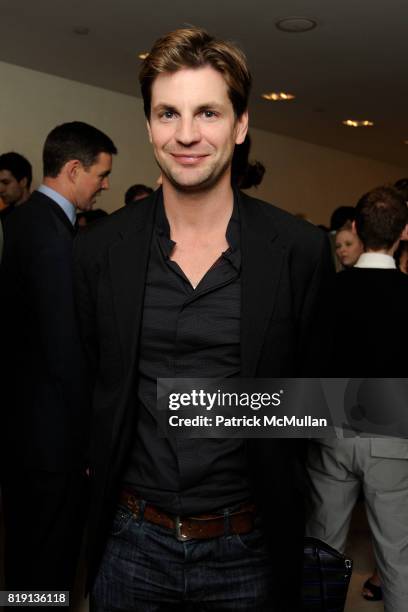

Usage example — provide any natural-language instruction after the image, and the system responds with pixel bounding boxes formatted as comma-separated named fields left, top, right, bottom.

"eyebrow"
left=196, top=102, right=224, bottom=112
left=152, top=101, right=225, bottom=113
left=152, top=103, right=177, bottom=114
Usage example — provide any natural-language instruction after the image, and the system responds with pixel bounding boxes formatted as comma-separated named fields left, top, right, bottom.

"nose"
left=176, top=116, right=200, bottom=146
left=101, top=176, right=110, bottom=190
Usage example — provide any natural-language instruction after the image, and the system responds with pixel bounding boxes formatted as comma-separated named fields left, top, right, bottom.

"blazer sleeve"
left=295, top=231, right=335, bottom=376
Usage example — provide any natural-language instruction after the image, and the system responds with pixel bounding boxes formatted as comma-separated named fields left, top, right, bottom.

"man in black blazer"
left=0, top=122, right=117, bottom=595
left=307, top=186, right=408, bottom=611
left=74, top=28, right=333, bottom=612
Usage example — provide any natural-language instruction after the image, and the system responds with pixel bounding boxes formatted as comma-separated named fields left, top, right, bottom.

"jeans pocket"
left=233, top=528, right=268, bottom=554
left=110, top=506, right=133, bottom=537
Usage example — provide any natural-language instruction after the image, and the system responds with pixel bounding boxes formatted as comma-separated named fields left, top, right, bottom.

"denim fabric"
left=91, top=503, right=275, bottom=611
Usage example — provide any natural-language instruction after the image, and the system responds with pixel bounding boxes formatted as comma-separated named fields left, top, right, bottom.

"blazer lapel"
left=239, top=192, right=286, bottom=376
left=108, top=196, right=157, bottom=367
left=108, top=189, right=286, bottom=376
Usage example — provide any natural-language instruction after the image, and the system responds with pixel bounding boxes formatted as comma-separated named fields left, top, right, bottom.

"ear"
left=64, top=159, right=82, bottom=183
left=351, top=220, right=358, bottom=234
left=235, top=111, right=249, bottom=145
left=146, top=120, right=153, bottom=144
left=400, top=223, right=408, bottom=241
left=19, top=176, right=28, bottom=189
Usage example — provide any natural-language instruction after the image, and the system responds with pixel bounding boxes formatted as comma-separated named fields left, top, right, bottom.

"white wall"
left=1, top=60, right=406, bottom=225
left=0, top=60, right=156, bottom=213
left=247, top=129, right=408, bottom=225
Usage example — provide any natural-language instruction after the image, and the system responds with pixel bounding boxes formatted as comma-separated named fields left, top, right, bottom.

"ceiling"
left=1, top=0, right=408, bottom=168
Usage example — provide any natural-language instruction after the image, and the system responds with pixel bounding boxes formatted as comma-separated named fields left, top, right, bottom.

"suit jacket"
left=0, top=191, right=89, bottom=473
left=331, top=266, right=408, bottom=446
left=73, top=188, right=334, bottom=605
left=332, top=267, right=408, bottom=376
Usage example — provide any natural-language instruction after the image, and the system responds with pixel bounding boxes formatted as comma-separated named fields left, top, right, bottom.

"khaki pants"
left=306, top=437, right=408, bottom=612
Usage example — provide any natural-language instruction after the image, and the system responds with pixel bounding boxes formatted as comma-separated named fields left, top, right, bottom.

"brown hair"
left=355, top=186, right=408, bottom=249
left=139, top=27, right=251, bottom=119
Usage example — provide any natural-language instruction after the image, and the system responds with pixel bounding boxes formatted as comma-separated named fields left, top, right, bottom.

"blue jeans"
left=92, top=502, right=275, bottom=611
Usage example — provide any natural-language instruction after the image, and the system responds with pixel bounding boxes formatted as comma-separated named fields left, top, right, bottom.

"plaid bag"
left=303, top=537, right=353, bottom=611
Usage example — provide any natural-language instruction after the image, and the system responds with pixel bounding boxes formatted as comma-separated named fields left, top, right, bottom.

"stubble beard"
left=157, top=154, right=232, bottom=195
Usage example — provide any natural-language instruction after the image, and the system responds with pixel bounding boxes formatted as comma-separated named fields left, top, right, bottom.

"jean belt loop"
left=223, top=507, right=230, bottom=536
left=139, top=499, right=146, bottom=520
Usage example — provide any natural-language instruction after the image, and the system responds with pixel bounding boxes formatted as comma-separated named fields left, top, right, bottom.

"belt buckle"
left=175, top=516, right=188, bottom=541
left=128, top=496, right=140, bottom=517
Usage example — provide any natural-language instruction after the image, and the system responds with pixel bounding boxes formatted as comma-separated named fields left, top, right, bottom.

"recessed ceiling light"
left=138, top=52, right=149, bottom=60
left=342, top=119, right=374, bottom=127
left=262, top=92, right=295, bottom=101
left=275, top=17, right=317, bottom=33
left=73, top=26, right=90, bottom=36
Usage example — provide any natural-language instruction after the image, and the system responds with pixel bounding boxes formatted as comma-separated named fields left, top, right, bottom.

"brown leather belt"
left=119, top=490, right=256, bottom=541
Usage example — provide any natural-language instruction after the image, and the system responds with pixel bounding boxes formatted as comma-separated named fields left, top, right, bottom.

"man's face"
left=147, top=66, right=248, bottom=193
left=73, top=152, right=112, bottom=211
left=0, top=170, right=26, bottom=206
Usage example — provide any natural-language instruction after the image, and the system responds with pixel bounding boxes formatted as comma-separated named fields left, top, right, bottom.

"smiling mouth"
left=171, top=153, right=208, bottom=165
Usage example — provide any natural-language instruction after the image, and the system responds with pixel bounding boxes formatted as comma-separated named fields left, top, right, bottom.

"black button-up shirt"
left=123, top=193, right=250, bottom=515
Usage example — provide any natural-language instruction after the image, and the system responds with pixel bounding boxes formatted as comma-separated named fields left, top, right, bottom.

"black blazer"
left=74, top=189, right=334, bottom=607
left=332, top=267, right=408, bottom=376
left=0, top=191, right=89, bottom=473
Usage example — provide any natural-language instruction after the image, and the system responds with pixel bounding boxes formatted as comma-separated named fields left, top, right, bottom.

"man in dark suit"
left=74, top=28, right=333, bottom=611
left=307, top=186, right=408, bottom=611
left=0, top=122, right=117, bottom=595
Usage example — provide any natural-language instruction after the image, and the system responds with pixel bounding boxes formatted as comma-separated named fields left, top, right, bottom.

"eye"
left=160, top=110, right=175, bottom=120
left=202, top=110, right=218, bottom=119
